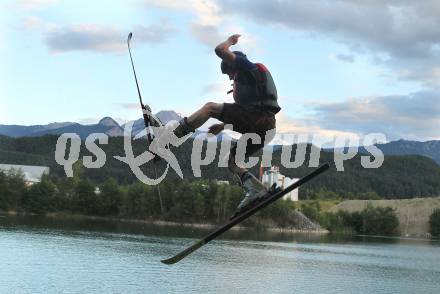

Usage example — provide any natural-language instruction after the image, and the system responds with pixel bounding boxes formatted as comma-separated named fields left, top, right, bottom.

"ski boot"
left=142, top=104, right=162, bottom=128
left=230, top=172, right=268, bottom=219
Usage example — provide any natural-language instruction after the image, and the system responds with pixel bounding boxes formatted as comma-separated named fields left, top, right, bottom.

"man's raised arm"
left=215, top=34, right=241, bottom=64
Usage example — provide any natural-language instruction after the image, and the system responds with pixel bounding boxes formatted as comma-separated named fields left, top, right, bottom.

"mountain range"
left=372, top=140, right=440, bottom=165
left=1, top=111, right=439, bottom=164
left=0, top=111, right=182, bottom=139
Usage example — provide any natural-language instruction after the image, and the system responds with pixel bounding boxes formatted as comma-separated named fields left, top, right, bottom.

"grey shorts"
left=214, top=103, right=276, bottom=156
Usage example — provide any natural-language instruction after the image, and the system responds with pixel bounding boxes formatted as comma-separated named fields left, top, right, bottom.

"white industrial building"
left=0, top=164, right=50, bottom=185
left=261, top=166, right=299, bottom=201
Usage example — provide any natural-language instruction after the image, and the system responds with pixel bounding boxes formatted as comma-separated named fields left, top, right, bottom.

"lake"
left=1, top=215, right=439, bottom=294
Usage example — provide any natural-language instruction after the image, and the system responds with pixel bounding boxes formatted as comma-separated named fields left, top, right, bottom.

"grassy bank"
left=329, top=197, right=440, bottom=237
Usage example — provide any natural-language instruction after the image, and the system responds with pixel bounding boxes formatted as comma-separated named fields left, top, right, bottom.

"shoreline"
left=0, top=210, right=329, bottom=235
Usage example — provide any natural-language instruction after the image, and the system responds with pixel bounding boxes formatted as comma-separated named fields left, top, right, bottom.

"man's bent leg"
left=187, top=102, right=223, bottom=128
left=174, top=102, right=224, bottom=138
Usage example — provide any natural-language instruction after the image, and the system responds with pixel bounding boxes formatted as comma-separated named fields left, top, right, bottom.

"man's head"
left=221, top=51, right=246, bottom=80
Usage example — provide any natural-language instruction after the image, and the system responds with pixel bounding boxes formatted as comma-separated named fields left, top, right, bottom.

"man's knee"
left=202, top=102, right=222, bottom=117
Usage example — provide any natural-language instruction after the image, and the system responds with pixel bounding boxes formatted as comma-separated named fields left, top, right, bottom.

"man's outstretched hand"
left=208, top=123, right=225, bottom=135
left=228, top=34, right=241, bottom=45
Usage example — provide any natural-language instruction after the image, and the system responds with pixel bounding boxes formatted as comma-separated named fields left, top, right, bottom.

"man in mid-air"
left=152, top=34, right=281, bottom=216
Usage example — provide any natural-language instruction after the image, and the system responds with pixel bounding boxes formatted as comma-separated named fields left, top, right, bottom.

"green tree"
left=225, top=185, right=244, bottom=217
left=52, top=177, right=75, bottom=211
left=122, top=182, right=150, bottom=219
left=213, top=184, right=243, bottom=222
left=318, top=211, right=352, bottom=232
left=201, top=180, right=218, bottom=221
left=73, top=179, right=97, bottom=215
left=356, top=191, right=381, bottom=200
left=300, top=201, right=321, bottom=222
left=98, top=178, right=123, bottom=216
left=167, top=181, right=195, bottom=221
left=190, top=181, right=208, bottom=220
left=0, top=170, right=26, bottom=211
left=143, top=184, right=161, bottom=218
left=22, top=174, right=56, bottom=214
left=429, top=209, right=440, bottom=237
left=263, top=200, right=294, bottom=227
left=0, top=171, right=9, bottom=210
left=357, top=205, right=399, bottom=236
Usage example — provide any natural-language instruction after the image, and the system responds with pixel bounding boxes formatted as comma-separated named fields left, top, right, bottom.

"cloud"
left=275, top=111, right=361, bottom=143
left=189, top=23, right=223, bottom=48
left=216, top=0, right=440, bottom=88
left=133, top=21, right=177, bottom=45
left=395, top=62, right=440, bottom=89
left=145, top=0, right=257, bottom=50
left=145, top=0, right=222, bottom=48
left=23, top=17, right=177, bottom=54
left=120, top=103, right=139, bottom=110
left=217, top=0, right=440, bottom=58
left=42, top=20, right=177, bottom=54
left=17, top=0, right=57, bottom=10
left=309, top=91, right=440, bottom=140
left=22, top=16, right=59, bottom=32
left=23, top=16, right=46, bottom=29
left=145, top=0, right=221, bottom=26
left=334, top=53, right=355, bottom=63
left=44, top=25, right=125, bottom=53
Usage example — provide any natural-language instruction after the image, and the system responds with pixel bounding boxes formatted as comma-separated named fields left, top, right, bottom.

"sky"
left=1, top=0, right=440, bottom=143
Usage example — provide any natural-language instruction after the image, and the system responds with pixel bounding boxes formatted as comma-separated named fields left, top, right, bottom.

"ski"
left=161, top=162, right=330, bottom=264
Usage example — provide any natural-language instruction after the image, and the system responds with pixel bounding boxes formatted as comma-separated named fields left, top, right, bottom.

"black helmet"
left=221, top=51, right=246, bottom=74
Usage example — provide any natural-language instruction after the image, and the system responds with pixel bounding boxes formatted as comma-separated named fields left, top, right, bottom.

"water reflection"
left=2, top=214, right=439, bottom=249
left=1, top=214, right=440, bottom=294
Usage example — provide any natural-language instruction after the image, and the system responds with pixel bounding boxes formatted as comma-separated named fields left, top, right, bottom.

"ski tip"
left=160, top=257, right=177, bottom=265
left=160, top=252, right=188, bottom=265
left=160, top=239, right=206, bottom=265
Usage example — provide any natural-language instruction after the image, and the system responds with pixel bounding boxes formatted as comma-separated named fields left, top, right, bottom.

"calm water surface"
left=1, top=215, right=439, bottom=294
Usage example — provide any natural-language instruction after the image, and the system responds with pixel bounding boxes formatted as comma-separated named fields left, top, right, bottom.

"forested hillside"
left=1, top=135, right=440, bottom=199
